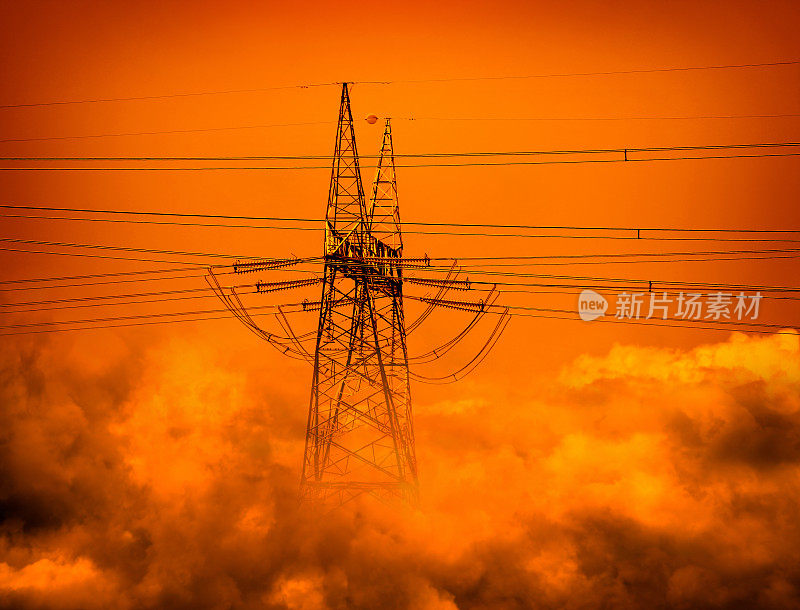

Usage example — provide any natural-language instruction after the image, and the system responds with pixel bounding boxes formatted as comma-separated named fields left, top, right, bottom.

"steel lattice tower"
left=206, top=82, right=508, bottom=506
left=301, top=83, right=418, bottom=505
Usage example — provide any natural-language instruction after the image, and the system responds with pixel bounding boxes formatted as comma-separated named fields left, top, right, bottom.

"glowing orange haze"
left=2, top=330, right=800, bottom=607
left=1, top=1, right=800, bottom=608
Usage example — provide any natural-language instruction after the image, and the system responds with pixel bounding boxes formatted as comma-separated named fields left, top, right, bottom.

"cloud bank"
left=1, top=330, right=799, bottom=609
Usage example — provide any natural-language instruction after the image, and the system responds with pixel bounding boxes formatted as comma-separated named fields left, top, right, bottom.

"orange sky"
left=1, top=1, right=800, bottom=608
left=1, top=0, right=799, bottom=372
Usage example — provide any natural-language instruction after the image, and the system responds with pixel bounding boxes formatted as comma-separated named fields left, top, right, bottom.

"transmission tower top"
left=325, top=82, right=367, bottom=256
left=369, top=119, right=402, bottom=254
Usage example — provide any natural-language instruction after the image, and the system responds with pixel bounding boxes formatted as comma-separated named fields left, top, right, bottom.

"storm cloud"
left=1, top=331, right=799, bottom=609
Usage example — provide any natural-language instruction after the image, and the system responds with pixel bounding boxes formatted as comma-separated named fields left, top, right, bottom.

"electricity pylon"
left=301, top=83, right=418, bottom=505
left=208, top=82, right=507, bottom=507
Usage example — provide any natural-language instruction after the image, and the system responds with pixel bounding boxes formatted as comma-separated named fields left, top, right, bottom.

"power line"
left=0, top=285, right=223, bottom=308
left=2, top=272, right=797, bottom=301
left=0, top=278, right=318, bottom=311
left=0, top=300, right=791, bottom=337
left=0, top=237, right=258, bottom=260
left=0, top=253, right=795, bottom=300
left=0, top=240, right=318, bottom=267
left=0, top=83, right=338, bottom=110
left=463, top=285, right=800, bottom=301
left=0, top=271, right=214, bottom=292
left=404, top=112, right=800, bottom=122
left=5, top=214, right=800, bottom=243
left=0, top=285, right=256, bottom=314
left=358, top=60, right=800, bottom=85
left=3, top=59, right=798, bottom=110
left=3, top=293, right=222, bottom=314
left=0, top=311, right=255, bottom=336
left=2, top=241, right=799, bottom=291
left=0, top=309, right=789, bottom=337
left=398, top=232, right=800, bottom=243
left=3, top=252, right=798, bottom=307
left=4, top=141, right=800, bottom=161
left=9, top=211, right=800, bottom=244
left=9, top=279, right=800, bottom=315
left=0, top=302, right=299, bottom=330
left=434, top=248, right=800, bottom=259
left=0, top=262, right=791, bottom=307
left=8, top=226, right=800, bottom=245
left=0, top=260, right=316, bottom=293
left=0, top=239, right=314, bottom=265
left=4, top=113, right=798, bottom=144
left=0, top=264, right=213, bottom=285
left=0, top=121, right=332, bottom=144
left=0, top=212, right=310, bottom=230
left=406, top=268, right=800, bottom=293
left=0, top=278, right=321, bottom=314
left=446, top=252, right=800, bottom=266
left=4, top=203, right=800, bottom=234
left=0, top=245, right=214, bottom=265
left=0, top=294, right=783, bottom=331
left=404, top=294, right=794, bottom=329
left=5, top=239, right=800, bottom=261
left=2, top=151, right=798, bottom=171
left=5, top=259, right=797, bottom=298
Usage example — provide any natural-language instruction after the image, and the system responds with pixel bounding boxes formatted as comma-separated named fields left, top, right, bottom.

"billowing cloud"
left=1, top=330, right=799, bottom=609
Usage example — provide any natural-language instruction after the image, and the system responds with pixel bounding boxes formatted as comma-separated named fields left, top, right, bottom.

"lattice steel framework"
left=301, top=83, right=418, bottom=505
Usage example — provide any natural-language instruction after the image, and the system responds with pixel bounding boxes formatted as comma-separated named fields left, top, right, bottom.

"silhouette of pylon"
left=301, top=83, right=418, bottom=506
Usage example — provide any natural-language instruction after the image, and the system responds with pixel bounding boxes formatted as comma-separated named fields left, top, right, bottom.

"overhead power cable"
left=1, top=248, right=799, bottom=295
left=0, top=285, right=224, bottom=308
left=356, top=60, right=800, bottom=85
left=0, top=121, right=331, bottom=144
left=4, top=141, right=799, bottom=161
left=0, top=311, right=271, bottom=336
left=0, top=245, right=216, bottom=265
left=0, top=83, right=339, bottom=110
left=440, top=252, right=800, bottom=266
left=0, top=287, right=223, bottom=314
left=403, top=112, right=800, bottom=122
left=4, top=236, right=799, bottom=266
left=0, top=240, right=317, bottom=267
left=2, top=59, right=798, bottom=110
left=0, top=264, right=214, bottom=285
left=1, top=151, right=797, bottom=170
left=4, top=276, right=800, bottom=308
left=403, top=295, right=794, bottom=331
left=3, top=203, right=800, bottom=236
left=0, top=237, right=262, bottom=260
left=0, top=271, right=218, bottom=292
left=0, top=302, right=792, bottom=337
left=0, top=303, right=295, bottom=330
left=7, top=228, right=800, bottom=244
left=4, top=113, right=799, bottom=144
left=9, top=214, right=800, bottom=242
left=3, top=292, right=222, bottom=314
left=405, top=268, right=800, bottom=293
left=0, top=297, right=783, bottom=332
left=1, top=142, right=799, bottom=171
